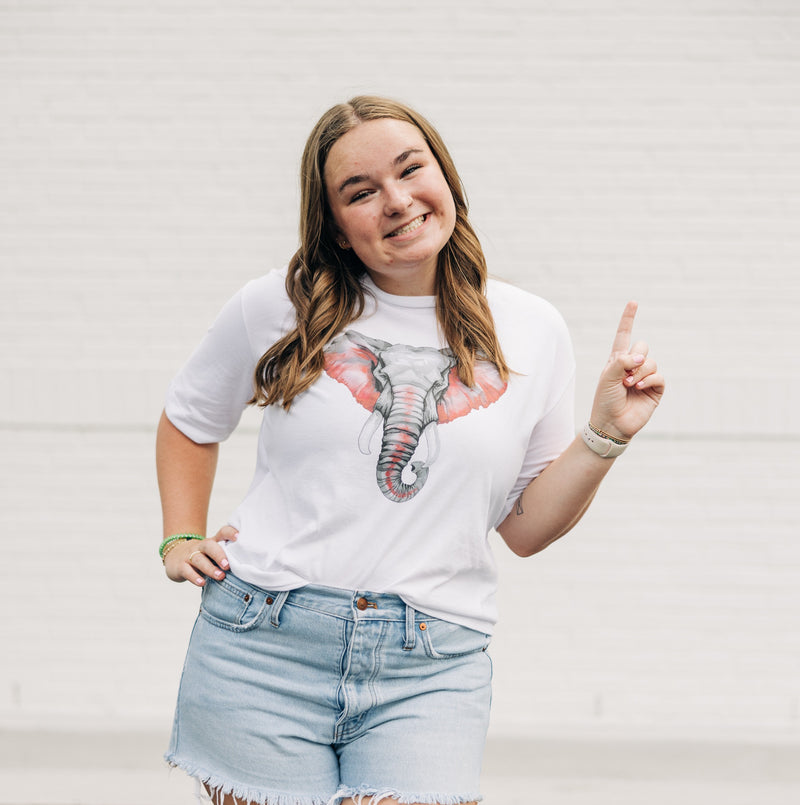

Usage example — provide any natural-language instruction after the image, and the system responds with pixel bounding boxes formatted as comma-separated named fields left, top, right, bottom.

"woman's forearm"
left=156, top=410, right=219, bottom=538
left=496, top=435, right=616, bottom=557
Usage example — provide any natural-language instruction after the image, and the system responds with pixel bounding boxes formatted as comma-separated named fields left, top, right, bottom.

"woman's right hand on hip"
left=164, top=526, right=238, bottom=586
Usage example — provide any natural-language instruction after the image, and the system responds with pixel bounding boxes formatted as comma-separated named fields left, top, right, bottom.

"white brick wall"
left=2, top=0, right=799, bottom=748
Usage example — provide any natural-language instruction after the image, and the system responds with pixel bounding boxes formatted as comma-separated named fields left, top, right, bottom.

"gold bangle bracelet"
left=587, top=422, right=630, bottom=445
left=161, top=538, right=190, bottom=564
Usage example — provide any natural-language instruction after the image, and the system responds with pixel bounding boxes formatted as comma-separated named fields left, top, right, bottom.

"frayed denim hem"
left=165, top=753, right=332, bottom=805
left=330, top=787, right=482, bottom=805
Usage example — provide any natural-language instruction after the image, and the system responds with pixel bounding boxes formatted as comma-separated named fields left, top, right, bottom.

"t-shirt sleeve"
left=493, top=310, right=576, bottom=528
left=164, top=288, right=259, bottom=444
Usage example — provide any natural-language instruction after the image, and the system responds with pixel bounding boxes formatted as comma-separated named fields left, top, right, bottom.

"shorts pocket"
left=200, top=576, right=271, bottom=633
left=418, top=617, right=491, bottom=659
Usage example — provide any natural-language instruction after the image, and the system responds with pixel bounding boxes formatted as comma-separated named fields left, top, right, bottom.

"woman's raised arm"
left=497, top=302, right=665, bottom=557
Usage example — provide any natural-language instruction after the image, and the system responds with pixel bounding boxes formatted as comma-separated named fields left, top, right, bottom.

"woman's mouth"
left=386, top=214, right=428, bottom=238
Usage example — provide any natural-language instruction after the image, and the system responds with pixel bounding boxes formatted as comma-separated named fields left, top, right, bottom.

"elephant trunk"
left=375, top=386, right=432, bottom=503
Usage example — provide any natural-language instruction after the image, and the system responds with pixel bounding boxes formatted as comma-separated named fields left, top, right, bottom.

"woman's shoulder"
left=238, top=266, right=296, bottom=331
left=486, top=276, right=568, bottom=332
left=486, top=277, right=574, bottom=374
left=239, top=266, right=290, bottom=304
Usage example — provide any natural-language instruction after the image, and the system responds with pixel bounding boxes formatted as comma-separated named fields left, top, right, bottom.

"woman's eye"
left=402, top=164, right=422, bottom=177
left=349, top=189, right=371, bottom=203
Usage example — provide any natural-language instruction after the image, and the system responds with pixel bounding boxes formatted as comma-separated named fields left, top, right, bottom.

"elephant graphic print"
left=324, top=330, right=508, bottom=503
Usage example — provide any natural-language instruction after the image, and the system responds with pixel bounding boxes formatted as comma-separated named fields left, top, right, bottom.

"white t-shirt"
left=165, top=269, right=575, bottom=633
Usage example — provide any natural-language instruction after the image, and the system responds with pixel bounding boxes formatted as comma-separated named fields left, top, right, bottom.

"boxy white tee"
left=165, top=269, right=575, bottom=633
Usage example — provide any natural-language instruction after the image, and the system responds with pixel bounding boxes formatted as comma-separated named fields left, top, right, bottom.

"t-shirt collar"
left=361, top=273, right=437, bottom=309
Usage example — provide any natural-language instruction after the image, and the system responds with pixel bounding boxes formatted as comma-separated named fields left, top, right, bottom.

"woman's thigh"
left=168, top=579, right=346, bottom=799
left=334, top=606, right=493, bottom=803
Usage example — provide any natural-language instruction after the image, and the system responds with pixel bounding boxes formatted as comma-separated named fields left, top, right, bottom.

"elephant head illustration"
left=324, top=330, right=508, bottom=503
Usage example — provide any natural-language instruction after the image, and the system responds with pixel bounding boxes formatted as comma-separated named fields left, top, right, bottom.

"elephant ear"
left=437, top=360, right=508, bottom=422
left=324, top=330, right=391, bottom=412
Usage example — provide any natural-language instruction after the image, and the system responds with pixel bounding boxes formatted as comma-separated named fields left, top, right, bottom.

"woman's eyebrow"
left=394, top=147, right=424, bottom=165
left=336, top=148, right=425, bottom=196
left=337, top=173, right=369, bottom=195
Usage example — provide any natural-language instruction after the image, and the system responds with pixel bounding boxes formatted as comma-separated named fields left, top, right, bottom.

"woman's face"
left=324, top=118, right=457, bottom=296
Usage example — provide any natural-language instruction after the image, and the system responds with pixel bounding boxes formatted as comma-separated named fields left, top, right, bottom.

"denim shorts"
left=166, top=574, right=493, bottom=805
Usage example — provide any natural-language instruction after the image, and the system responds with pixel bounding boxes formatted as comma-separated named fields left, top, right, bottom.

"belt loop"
left=403, top=603, right=416, bottom=650
left=269, top=590, right=290, bottom=628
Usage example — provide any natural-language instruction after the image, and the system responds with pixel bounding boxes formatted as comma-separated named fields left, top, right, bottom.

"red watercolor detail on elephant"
left=324, top=343, right=381, bottom=411
left=436, top=365, right=508, bottom=421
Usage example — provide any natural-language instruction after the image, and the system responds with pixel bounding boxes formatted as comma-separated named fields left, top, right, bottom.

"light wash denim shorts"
left=166, top=573, right=493, bottom=805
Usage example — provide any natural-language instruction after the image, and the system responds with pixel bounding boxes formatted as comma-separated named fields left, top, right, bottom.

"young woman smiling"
left=157, top=95, right=664, bottom=805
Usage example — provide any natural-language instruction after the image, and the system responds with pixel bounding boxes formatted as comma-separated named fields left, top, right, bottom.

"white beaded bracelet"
left=581, top=422, right=630, bottom=458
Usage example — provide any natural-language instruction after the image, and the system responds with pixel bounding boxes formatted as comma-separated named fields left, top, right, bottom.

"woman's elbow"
left=497, top=522, right=543, bottom=558
left=497, top=521, right=571, bottom=558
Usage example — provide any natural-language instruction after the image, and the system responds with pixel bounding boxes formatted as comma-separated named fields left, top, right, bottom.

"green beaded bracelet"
left=158, top=532, right=204, bottom=559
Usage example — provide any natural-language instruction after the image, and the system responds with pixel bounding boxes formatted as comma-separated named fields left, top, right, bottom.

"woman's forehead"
left=325, top=119, right=429, bottom=182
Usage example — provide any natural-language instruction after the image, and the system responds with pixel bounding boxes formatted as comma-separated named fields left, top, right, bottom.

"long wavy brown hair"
left=250, top=95, right=510, bottom=409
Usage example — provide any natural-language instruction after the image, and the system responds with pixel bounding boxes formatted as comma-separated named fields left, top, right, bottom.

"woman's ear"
left=327, top=220, right=350, bottom=250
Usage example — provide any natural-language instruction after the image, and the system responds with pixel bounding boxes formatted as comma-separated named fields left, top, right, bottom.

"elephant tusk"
left=422, top=421, right=440, bottom=465
left=358, top=409, right=383, bottom=455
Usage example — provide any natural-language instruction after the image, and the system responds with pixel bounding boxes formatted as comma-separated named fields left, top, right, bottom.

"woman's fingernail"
left=221, top=560, right=229, bottom=569
left=214, top=570, right=223, bottom=579
left=633, top=354, right=644, bottom=364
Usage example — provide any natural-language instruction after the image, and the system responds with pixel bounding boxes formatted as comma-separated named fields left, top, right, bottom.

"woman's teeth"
left=388, top=215, right=426, bottom=237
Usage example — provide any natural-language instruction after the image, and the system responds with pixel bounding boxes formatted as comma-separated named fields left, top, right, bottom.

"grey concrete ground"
left=3, top=729, right=800, bottom=805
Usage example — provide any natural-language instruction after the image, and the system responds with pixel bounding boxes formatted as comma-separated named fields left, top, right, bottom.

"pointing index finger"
left=611, top=301, right=638, bottom=354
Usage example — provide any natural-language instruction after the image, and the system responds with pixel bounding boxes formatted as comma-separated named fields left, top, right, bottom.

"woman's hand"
left=590, top=302, right=665, bottom=441
left=164, top=526, right=239, bottom=586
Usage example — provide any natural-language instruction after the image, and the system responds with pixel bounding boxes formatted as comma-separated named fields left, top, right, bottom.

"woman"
left=156, top=96, right=664, bottom=805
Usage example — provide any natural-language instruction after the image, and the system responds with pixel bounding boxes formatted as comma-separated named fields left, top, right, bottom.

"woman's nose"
left=383, top=184, right=413, bottom=214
